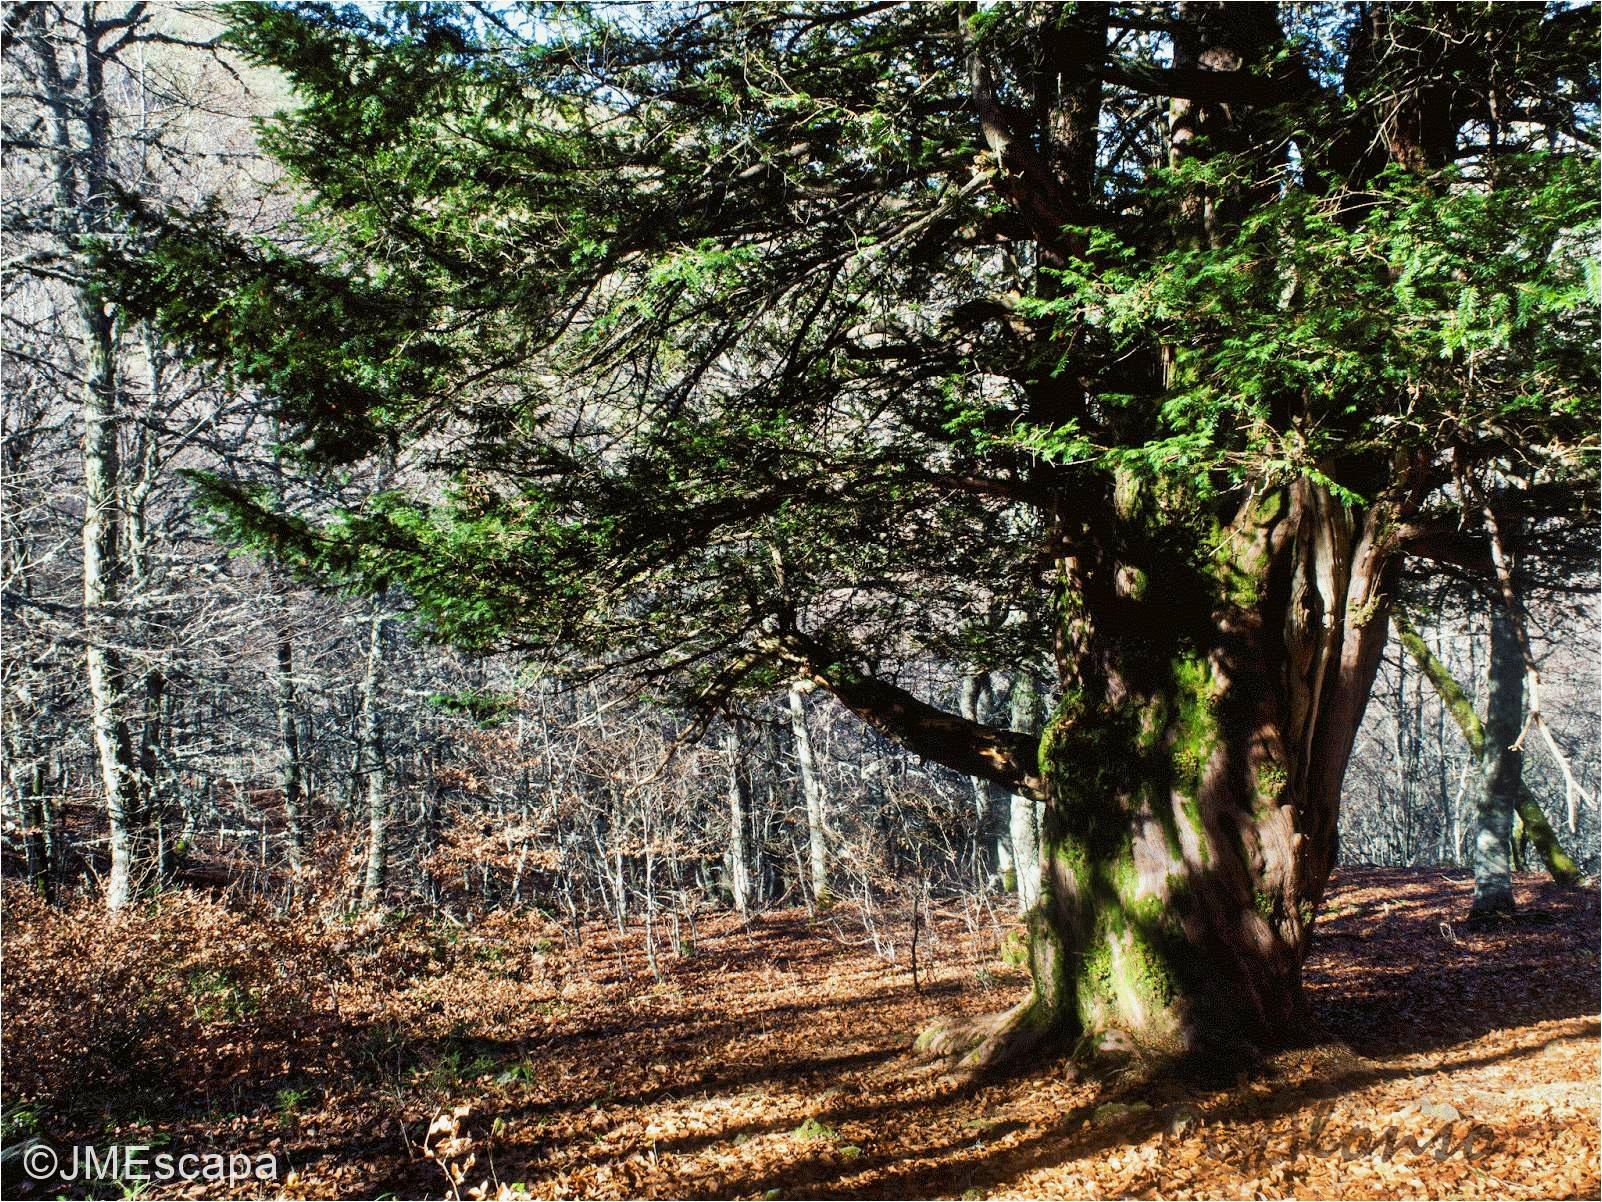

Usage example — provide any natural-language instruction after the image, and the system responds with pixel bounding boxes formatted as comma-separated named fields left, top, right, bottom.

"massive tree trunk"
left=763, top=1, right=1485, bottom=1071
left=920, top=481, right=1398, bottom=1068
left=943, top=3, right=1403, bottom=1066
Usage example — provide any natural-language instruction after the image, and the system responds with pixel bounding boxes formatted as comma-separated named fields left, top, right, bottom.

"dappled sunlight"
left=4, top=869, right=1595, bottom=1199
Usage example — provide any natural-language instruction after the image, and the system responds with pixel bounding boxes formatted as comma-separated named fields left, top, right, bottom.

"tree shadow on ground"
left=1305, top=867, right=1599, bottom=1055
left=694, top=1021, right=1597, bottom=1200
left=6, top=869, right=1594, bottom=1199
left=651, top=868, right=1600, bottom=1200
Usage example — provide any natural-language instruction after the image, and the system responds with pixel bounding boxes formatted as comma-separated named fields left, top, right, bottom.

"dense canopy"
left=122, top=2, right=1595, bottom=687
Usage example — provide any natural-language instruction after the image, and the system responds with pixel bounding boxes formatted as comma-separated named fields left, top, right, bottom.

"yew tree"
left=117, top=1, right=1598, bottom=1066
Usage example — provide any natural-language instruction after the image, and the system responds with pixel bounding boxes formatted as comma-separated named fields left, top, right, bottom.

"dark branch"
left=763, top=628, right=1045, bottom=800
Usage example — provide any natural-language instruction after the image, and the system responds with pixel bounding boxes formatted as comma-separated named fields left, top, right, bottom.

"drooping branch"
left=762, top=628, right=1045, bottom=800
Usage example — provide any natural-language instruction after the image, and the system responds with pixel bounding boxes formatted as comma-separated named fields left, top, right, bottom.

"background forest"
left=0, top=3, right=1598, bottom=1200
left=3, top=0, right=1597, bottom=932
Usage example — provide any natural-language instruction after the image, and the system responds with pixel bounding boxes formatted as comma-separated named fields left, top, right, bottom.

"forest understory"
left=4, top=4, right=1601, bottom=1200
left=3, top=868, right=1596, bottom=1201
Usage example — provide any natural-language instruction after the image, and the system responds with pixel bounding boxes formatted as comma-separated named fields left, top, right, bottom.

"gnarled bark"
left=925, top=482, right=1399, bottom=1071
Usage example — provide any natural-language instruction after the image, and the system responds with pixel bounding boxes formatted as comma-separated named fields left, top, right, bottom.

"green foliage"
left=495, top=1061, right=536, bottom=1086
left=1030, top=157, right=1599, bottom=500
left=408, top=1047, right=500, bottom=1091
left=426, top=688, right=514, bottom=725
left=184, top=968, right=257, bottom=1022
left=275, top=1087, right=312, bottom=1126
left=0, top=1099, right=41, bottom=1143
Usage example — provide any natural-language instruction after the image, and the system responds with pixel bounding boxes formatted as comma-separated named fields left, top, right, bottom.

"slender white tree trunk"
left=359, top=608, right=389, bottom=908
left=724, top=724, right=752, bottom=916
left=788, top=682, right=829, bottom=904
left=1008, top=673, right=1043, bottom=911
left=957, top=673, right=1010, bottom=882
left=277, top=629, right=306, bottom=873
left=38, top=5, right=145, bottom=908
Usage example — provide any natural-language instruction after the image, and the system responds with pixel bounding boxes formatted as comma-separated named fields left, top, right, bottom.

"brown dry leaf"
left=1, top=870, right=1596, bottom=1199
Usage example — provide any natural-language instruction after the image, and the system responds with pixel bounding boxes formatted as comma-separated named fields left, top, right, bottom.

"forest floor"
left=2, top=868, right=1597, bottom=1200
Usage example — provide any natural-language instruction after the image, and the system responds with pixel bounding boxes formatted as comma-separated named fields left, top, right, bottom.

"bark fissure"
left=924, top=479, right=1404, bottom=1072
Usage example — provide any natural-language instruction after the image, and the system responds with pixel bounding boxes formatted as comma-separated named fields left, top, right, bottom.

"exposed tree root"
left=914, top=1000, right=1262, bottom=1088
left=912, top=999, right=1056, bottom=1078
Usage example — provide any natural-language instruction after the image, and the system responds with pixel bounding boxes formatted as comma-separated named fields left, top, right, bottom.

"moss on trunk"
left=919, top=483, right=1395, bottom=1073
left=1018, top=650, right=1299, bottom=1061
left=1517, top=790, right=1582, bottom=885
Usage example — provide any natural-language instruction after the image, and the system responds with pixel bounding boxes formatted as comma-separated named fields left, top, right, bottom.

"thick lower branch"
left=765, top=630, right=1045, bottom=800
left=1393, top=609, right=1483, bottom=755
